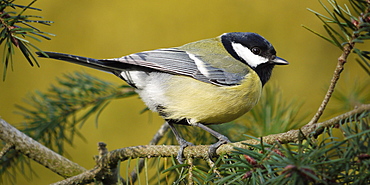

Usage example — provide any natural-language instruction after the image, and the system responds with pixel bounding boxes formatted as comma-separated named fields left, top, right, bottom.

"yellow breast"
left=162, top=70, right=262, bottom=125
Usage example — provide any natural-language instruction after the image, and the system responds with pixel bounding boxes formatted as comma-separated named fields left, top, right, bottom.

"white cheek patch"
left=231, top=42, right=269, bottom=68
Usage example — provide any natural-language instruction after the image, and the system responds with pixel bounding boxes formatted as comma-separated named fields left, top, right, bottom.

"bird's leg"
left=193, top=123, right=231, bottom=159
left=168, top=121, right=194, bottom=164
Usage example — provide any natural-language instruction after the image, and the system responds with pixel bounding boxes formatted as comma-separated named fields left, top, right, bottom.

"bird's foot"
left=208, top=135, right=231, bottom=159
left=176, top=138, right=195, bottom=164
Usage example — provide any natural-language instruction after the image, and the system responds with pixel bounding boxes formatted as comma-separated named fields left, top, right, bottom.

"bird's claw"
left=208, top=135, right=231, bottom=159
left=176, top=139, right=194, bottom=164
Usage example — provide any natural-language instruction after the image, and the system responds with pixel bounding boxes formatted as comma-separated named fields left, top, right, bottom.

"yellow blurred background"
left=0, top=0, right=368, bottom=184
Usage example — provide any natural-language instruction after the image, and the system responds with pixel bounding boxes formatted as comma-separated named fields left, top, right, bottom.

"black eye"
left=251, top=47, right=261, bottom=55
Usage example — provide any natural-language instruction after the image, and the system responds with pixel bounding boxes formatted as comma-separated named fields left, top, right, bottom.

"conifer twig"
left=308, top=42, right=353, bottom=125
left=308, top=1, right=370, bottom=124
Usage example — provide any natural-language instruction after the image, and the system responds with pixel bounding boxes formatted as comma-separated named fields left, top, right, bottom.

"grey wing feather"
left=104, top=48, right=243, bottom=86
left=105, top=48, right=197, bottom=76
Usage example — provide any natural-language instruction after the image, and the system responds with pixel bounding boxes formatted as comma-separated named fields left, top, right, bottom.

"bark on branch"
left=0, top=118, right=86, bottom=178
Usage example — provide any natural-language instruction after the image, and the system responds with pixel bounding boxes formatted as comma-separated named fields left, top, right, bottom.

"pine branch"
left=217, top=118, right=370, bottom=184
left=49, top=104, right=369, bottom=184
left=0, top=0, right=54, bottom=80
left=15, top=72, right=136, bottom=155
left=307, top=0, right=370, bottom=124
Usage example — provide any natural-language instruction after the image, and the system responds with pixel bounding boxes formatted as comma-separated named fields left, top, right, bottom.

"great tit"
left=36, top=32, right=288, bottom=163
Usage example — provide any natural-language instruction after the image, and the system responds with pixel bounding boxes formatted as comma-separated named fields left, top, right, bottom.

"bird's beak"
left=272, top=57, right=289, bottom=65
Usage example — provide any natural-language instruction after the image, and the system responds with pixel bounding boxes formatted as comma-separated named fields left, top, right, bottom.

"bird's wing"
left=37, top=48, right=246, bottom=86
left=104, top=48, right=245, bottom=86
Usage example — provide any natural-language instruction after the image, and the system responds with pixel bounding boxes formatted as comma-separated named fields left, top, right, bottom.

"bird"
left=36, top=32, right=288, bottom=163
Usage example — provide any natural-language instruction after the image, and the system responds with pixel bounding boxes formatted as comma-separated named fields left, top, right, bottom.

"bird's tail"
left=36, top=51, right=126, bottom=72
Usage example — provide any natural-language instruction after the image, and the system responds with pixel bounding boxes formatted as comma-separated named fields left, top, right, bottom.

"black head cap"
left=221, top=32, right=288, bottom=86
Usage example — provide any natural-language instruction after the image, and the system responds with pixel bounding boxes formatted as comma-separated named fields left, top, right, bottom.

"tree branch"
left=0, top=117, right=170, bottom=184
left=51, top=104, right=370, bottom=184
left=0, top=118, right=86, bottom=178
left=308, top=4, right=370, bottom=124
